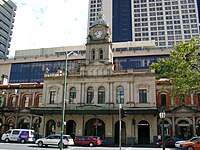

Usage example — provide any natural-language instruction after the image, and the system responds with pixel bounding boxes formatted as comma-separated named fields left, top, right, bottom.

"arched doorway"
left=177, top=120, right=191, bottom=140
left=18, top=118, right=30, bottom=129
left=196, top=120, right=200, bottom=136
left=66, top=120, right=76, bottom=139
left=138, top=120, right=150, bottom=144
left=114, top=121, right=126, bottom=144
left=5, top=117, right=15, bottom=131
left=85, top=118, right=105, bottom=140
left=159, top=120, right=170, bottom=139
left=46, top=119, right=56, bottom=136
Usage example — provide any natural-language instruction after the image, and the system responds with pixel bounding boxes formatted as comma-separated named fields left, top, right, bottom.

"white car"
left=35, top=134, right=74, bottom=148
left=175, top=136, right=200, bottom=148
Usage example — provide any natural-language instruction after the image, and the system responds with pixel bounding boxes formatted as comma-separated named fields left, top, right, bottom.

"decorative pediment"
left=49, top=85, right=60, bottom=91
left=89, top=61, right=106, bottom=67
left=80, top=61, right=114, bottom=77
left=20, top=108, right=30, bottom=113
left=173, top=106, right=195, bottom=113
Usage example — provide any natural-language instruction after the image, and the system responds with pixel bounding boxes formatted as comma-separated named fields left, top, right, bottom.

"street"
left=0, top=143, right=179, bottom=150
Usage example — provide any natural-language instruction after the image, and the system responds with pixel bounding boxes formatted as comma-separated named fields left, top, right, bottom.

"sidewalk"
left=102, top=143, right=155, bottom=148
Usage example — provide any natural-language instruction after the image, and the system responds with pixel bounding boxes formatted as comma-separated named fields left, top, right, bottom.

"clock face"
left=94, top=30, right=103, bottom=39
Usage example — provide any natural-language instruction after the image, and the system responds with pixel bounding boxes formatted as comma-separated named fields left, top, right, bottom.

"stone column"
left=32, top=91, right=35, bottom=107
left=172, top=116, right=175, bottom=136
left=110, top=82, right=113, bottom=103
left=191, top=94, right=194, bottom=105
left=193, top=116, right=196, bottom=136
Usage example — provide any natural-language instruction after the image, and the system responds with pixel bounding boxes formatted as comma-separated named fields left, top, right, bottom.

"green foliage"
left=150, top=38, right=200, bottom=99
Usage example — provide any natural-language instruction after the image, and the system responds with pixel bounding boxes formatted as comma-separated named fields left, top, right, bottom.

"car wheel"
left=21, top=139, right=25, bottom=143
left=5, top=138, right=10, bottom=143
left=187, top=146, right=194, bottom=150
left=160, top=144, right=164, bottom=148
left=38, top=141, right=43, bottom=147
left=89, top=142, right=94, bottom=147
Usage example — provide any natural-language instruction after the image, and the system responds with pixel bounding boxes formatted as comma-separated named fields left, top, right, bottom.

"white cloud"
left=9, top=0, right=89, bottom=57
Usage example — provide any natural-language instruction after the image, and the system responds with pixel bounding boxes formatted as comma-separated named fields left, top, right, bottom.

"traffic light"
left=121, top=107, right=127, bottom=119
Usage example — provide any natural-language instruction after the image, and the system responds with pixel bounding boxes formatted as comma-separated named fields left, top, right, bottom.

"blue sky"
left=9, top=0, right=89, bottom=57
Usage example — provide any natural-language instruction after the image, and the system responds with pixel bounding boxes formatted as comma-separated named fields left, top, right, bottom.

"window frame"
left=98, top=86, right=105, bottom=104
left=139, top=89, right=147, bottom=103
left=116, top=86, right=124, bottom=104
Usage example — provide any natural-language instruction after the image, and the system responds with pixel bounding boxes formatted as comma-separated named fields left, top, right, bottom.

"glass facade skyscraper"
left=0, top=0, right=17, bottom=59
left=88, top=0, right=200, bottom=48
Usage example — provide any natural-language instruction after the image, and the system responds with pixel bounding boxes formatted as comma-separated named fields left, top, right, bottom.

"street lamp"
left=60, top=51, right=77, bottom=150
left=159, top=109, right=166, bottom=150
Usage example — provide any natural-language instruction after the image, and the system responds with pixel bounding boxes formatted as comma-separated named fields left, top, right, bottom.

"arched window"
left=38, top=96, right=42, bottom=107
left=92, top=49, right=95, bottom=60
left=98, top=86, right=105, bottom=104
left=116, top=86, right=124, bottom=104
left=11, top=96, right=16, bottom=107
left=87, top=87, right=94, bottom=104
left=161, top=93, right=166, bottom=107
left=69, top=87, right=76, bottom=104
left=99, top=49, right=103, bottom=59
left=25, top=96, right=29, bottom=107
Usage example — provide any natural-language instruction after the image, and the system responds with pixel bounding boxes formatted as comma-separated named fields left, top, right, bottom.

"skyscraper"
left=88, top=0, right=200, bottom=48
left=0, top=0, right=17, bottom=59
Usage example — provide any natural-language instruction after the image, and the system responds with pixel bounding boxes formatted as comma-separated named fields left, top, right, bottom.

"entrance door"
left=85, top=118, right=105, bottom=140
left=138, top=120, right=150, bottom=144
left=66, top=120, right=76, bottom=139
left=114, top=121, right=126, bottom=144
left=177, top=120, right=190, bottom=140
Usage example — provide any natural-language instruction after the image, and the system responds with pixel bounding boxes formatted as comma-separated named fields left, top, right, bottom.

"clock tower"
left=85, top=12, right=113, bottom=65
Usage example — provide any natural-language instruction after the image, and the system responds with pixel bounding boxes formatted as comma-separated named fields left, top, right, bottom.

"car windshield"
left=93, top=136, right=100, bottom=139
left=5, top=130, right=11, bottom=134
left=190, top=138, right=200, bottom=142
left=63, top=136, right=72, bottom=140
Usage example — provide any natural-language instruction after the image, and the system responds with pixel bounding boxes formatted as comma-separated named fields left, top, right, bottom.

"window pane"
left=98, top=86, right=105, bottom=104
left=69, top=87, right=76, bottom=104
left=50, top=91, right=56, bottom=104
left=139, top=89, right=147, bottom=103
left=161, top=94, right=166, bottom=107
left=116, top=86, right=124, bottom=104
left=87, top=87, right=94, bottom=104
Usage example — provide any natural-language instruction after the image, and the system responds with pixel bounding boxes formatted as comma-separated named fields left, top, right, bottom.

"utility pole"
left=119, top=104, right=122, bottom=150
left=119, top=104, right=128, bottom=150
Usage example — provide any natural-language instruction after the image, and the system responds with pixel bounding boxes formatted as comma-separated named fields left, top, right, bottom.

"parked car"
left=92, top=136, right=104, bottom=145
left=1, top=129, right=35, bottom=143
left=180, top=138, right=200, bottom=150
left=35, top=134, right=74, bottom=148
left=155, top=137, right=182, bottom=148
left=175, top=136, right=200, bottom=148
left=74, top=136, right=101, bottom=146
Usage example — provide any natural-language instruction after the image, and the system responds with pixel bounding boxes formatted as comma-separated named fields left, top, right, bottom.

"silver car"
left=175, top=136, right=200, bottom=148
left=35, top=134, right=74, bottom=148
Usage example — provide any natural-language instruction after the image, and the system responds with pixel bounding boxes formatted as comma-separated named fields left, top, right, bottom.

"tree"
left=150, top=38, right=200, bottom=103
